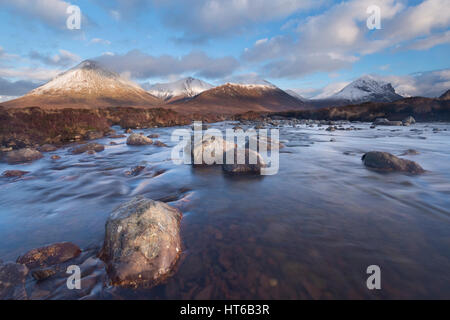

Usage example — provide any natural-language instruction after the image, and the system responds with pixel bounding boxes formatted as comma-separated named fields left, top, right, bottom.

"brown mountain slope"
left=3, top=60, right=162, bottom=109
left=168, top=83, right=309, bottom=115
left=237, top=96, right=450, bottom=122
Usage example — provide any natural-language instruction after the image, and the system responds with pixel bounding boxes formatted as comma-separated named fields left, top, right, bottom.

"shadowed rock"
left=3, top=148, right=43, bottom=164
left=126, top=133, right=153, bottom=146
left=0, top=262, right=29, bottom=300
left=222, top=148, right=266, bottom=175
left=16, top=242, right=82, bottom=269
left=100, top=197, right=182, bottom=288
left=147, top=133, right=160, bottom=138
left=362, top=151, right=424, bottom=174
left=70, top=143, right=105, bottom=155
left=32, top=268, right=56, bottom=281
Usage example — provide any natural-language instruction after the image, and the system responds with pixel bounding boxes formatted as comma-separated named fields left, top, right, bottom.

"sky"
left=0, top=0, right=449, bottom=101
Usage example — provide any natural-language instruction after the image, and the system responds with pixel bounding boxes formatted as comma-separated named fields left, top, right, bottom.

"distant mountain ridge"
left=329, top=75, right=403, bottom=103
left=144, top=77, right=213, bottom=102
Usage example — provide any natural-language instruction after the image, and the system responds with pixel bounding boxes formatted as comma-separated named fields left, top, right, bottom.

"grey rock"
left=126, top=133, right=153, bottom=146
left=362, top=151, right=424, bottom=174
left=17, top=242, right=82, bottom=269
left=70, top=143, right=105, bottom=155
left=99, top=197, right=182, bottom=288
left=3, top=148, right=43, bottom=164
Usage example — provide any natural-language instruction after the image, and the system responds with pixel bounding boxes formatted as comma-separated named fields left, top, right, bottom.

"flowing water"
left=0, top=122, right=449, bottom=299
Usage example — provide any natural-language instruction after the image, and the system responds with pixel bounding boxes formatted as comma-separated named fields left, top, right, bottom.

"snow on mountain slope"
left=285, top=89, right=307, bottom=101
left=145, top=77, right=213, bottom=101
left=330, top=75, right=403, bottom=102
left=4, top=60, right=161, bottom=108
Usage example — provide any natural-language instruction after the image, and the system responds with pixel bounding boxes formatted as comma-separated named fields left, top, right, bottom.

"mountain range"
left=2, top=60, right=447, bottom=115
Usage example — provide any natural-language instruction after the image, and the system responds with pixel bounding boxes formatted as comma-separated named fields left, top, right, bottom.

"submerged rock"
left=99, top=197, right=182, bottom=288
left=3, top=148, right=43, bottom=164
left=70, top=143, right=105, bottom=155
left=109, top=134, right=126, bottom=139
left=153, top=141, right=168, bottom=147
left=32, top=268, right=56, bottom=281
left=51, top=155, right=61, bottom=160
left=361, top=151, right=424, bottom=174
left=16, top=242, right=82, bottom=269
left=126, top=133, right=153, bottom=146
left=2, top=170, right=29, bottom=178
left=401, top=149, right=420, bottom=156
left=0, top=262, right=29, bottom=300
left=222, top=148, right=266, bottom=175
left=147, top=133, right=160, bottom=139
left=125, top=165, right=146, bottom=176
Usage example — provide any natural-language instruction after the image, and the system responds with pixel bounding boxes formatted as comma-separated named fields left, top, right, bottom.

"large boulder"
left=70, top=143, right=105, bottom=155
left=126, top=133, right=153, bottom=146
left=361, top=151, right=425, bottom=174
left=0, top=262, right=29, bottom=300
left=99, top=197, right=182, bottom=288
left=3, top=148, right=43, bottom=164
left=16, top=242, right=82, bottom=269
left=222, top=148, right=266, bottom=175
left=190, top=135, right=236, bottom=166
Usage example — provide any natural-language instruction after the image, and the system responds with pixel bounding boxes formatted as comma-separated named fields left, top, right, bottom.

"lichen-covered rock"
left=16, top=242, right=82, bottom=269
left=70, top=143, right=105, bottom=155
left=190, top=135, right=236, bottom=166
left=84, top=131, right=104, bottom=140
left=2, top=170, right=29, bottom=178
left=362, top=151, right=425, bottom=174
left=0, top=262, right=29, bottom=300
left=222, top=148, right=266, bottom=175
left=99, top=197, right=182, bottom=288
left=126, top=133, right=153, bottom=146
left=3, top=148, right=43, bottom=164
left=38, top=144, right=57, bottom=152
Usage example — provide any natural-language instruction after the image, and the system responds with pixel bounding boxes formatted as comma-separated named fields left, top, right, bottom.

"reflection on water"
left=0, top=122, right=449, bottom=299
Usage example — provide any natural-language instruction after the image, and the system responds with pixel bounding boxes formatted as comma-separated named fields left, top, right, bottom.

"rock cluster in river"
left=100, top=197, right=182, bottom=288
left=70, top=143, right=105, bottom=155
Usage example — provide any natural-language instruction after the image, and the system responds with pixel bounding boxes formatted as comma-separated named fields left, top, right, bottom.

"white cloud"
left=407, top=30, right=450, bottom=50
left=90, top=38, right=112, bottom=45
left=0, top=0, right=72, bottom=28
left=243, top=0, right=450, bottom=78
left=29, top=49, right=81, bottom=67
left=96, top=49, right=240, bottom=79
left=0, top=67, right=62, bottom=81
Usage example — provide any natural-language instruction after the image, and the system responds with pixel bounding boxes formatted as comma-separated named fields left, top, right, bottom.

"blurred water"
left=0, top=122, right=449, bottom=299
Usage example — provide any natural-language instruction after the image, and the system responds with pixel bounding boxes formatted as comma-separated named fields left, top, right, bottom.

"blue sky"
left=0, top=0, right=449, bottom=100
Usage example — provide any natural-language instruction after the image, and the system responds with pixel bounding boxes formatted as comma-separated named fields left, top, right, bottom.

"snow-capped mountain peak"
left=145, top=77, right=213, bottom=101
left=28, top=59, right=144, bottom=96
left=331, top=75, right=403, bottom=102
